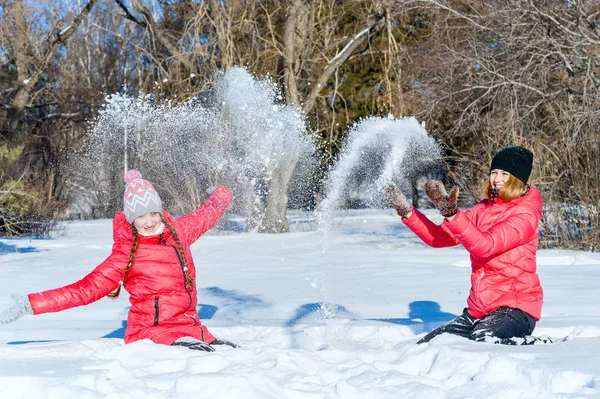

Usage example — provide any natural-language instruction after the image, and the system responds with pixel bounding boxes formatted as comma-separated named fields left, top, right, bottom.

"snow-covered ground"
left=1, top=209, right=599, bottom=398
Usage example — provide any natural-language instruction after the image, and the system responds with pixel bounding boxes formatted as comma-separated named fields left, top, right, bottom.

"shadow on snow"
left=285, top=303, right=355, bottom=327
left=285, top=300, right=456, bottom=335
left=0, top=241, right=41, bottom=255
left=367, top=300, right=457, bottom=335
left=6, top=289, right=455, bottom=344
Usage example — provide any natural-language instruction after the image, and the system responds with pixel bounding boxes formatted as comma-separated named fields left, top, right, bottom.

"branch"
left=456, top=81, right=549, bottom=98
left=528, top=1, right=600, bottom=45
left=302, top=14, right=387, bottom=114
left=116, top=0, right=197, bottom=74
left=403, top=0, right=492, bottom=31
left=45, top=112, right=82, bottom=120
left=114, top=0, right=147, bottom=27
left=8, top=0, right=98, bottom=129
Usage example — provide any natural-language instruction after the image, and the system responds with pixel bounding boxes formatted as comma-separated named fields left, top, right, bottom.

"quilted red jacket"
left=28, top=186, right=233, bottom=345
left=403, top=187, right=543, bottom=320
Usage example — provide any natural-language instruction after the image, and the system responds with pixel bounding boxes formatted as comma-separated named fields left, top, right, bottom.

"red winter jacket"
left=403, top=187, right=543, bottom=320
left=28, top=186, right=233, bottom=345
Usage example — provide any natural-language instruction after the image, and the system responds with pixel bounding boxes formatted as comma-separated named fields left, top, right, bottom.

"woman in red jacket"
left=388, top=146, right=546, bottom=345
left=0, top=170, right=236, bottom=352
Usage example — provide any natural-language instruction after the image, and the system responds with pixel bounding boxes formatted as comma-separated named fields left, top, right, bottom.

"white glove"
left=0, top=294, right=34, bottom=324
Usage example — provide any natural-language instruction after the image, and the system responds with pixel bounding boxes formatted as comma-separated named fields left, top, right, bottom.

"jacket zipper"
left=154, top=297, right=159, bottom=326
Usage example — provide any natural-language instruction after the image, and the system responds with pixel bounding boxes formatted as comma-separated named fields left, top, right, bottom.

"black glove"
left=172, top=337, right=215, bottom=352
left=212, top=337, right=239, bottom=348
left=424, top=180, right=459, bottom=217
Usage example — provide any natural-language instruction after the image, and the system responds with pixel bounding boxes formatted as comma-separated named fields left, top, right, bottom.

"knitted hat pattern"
left=490, top=146, right=534, bottom=184
left=123, top=170, right=162, bottom=224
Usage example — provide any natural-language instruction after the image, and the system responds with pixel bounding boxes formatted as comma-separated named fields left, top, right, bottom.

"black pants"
left=417, top=307, right=536, bottom=345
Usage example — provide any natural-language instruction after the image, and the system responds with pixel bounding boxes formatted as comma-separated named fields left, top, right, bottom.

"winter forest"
left=1, top=1, right=600, bottom=398
left=0, top=0, right=598, bottom=247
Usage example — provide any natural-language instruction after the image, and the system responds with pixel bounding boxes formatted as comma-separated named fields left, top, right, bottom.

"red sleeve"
left=402, top=202, right=484, bottom=248
left=402, top=208, right=460, bottom=248
left=178, top=186, right=233, bottom=244
left=443, top=193, right=542, bottom=258
left=28, top=243, right=130, bottom=315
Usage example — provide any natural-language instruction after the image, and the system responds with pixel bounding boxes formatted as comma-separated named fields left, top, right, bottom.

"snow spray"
left=314, top=116, right=446, bottom=346
left=77, top=67, right=314, bottom=225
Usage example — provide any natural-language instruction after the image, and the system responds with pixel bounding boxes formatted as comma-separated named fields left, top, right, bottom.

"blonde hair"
left=483, top=173, right=529, bottom=202
left=107, top=217, right=194, bottom=299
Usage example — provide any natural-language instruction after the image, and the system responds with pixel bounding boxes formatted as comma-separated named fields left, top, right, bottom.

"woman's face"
left=133, top=212, right=162, bottom=234
left=490, top=169, right=510, bottom=189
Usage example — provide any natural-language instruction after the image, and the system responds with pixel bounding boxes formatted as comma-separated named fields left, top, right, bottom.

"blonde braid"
left=107, top=227, right=139, bottom=299
left=163, top=220, right=195, bottom=292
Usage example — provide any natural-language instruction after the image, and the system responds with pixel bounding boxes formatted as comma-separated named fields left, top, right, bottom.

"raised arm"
left=27, top=244, right=130, bottom=315
left=402, top=208, right=460, bottom=248
left=178, top=186, right=233, bottom=244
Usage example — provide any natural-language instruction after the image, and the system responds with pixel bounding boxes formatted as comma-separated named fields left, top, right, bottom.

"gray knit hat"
left=123, top=170, right=162, bottom=224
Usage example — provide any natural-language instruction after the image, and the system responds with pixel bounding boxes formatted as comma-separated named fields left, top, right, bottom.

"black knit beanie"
left=490, top=146, right=534, bottom=184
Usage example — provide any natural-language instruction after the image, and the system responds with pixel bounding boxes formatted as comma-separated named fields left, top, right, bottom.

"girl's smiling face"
left=490, top=169, right=510, bottom=189
left=133, top=212, right=162, bottom=234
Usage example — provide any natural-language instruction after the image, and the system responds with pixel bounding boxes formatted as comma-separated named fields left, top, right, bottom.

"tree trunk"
left=260, top=160, right=297, bottom=233
left=7, top=0, right=30, bottom=134
left=282, top=0, right=310, bottom=105
left=256, top=0, right=309, bottom=233
left=411, top=178, right=419, bottom=209
left=261, top=3, right=387, bottom=233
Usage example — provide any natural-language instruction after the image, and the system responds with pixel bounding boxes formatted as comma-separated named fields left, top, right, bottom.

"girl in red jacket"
left=0, top=170, right=237, bottom=352
left=388, top=146, right=546, bottom=345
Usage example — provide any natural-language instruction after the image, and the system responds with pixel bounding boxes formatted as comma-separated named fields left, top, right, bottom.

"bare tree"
left=397, top=0, right=600, bottom=249
left=264, top=1, right=393, bottom=231
left=102, top=0, right=398, bottom=233
left=2, top=0, right=98, bottom=135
